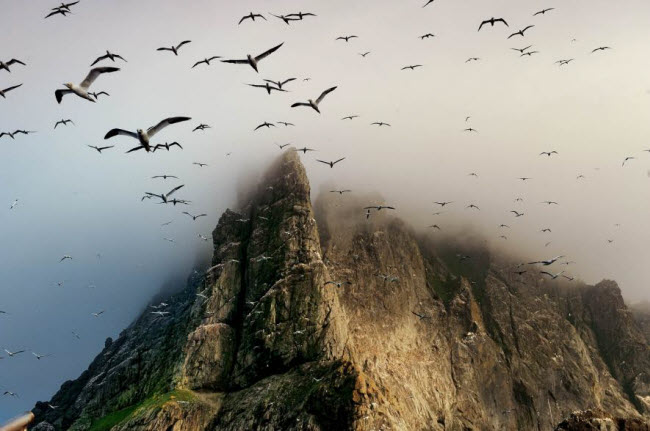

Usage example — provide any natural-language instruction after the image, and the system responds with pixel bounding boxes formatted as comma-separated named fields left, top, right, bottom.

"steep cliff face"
left=32, top=151, right=650, bottom=430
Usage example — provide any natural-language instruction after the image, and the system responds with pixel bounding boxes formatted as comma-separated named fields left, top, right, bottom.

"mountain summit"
left=32, top=150, right=650, bottom=430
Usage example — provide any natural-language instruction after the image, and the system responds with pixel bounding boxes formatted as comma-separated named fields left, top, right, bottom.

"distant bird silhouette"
left=316, top=158, right=345, bottom=168
left=192, top=56, right=221, bottom=68
left=239, top=12, right=266, bottom=24
left=336, top=35, right=358, bottom=42
left=402, top=64, right=423, bottom=70
left=434, top=201, right=453, bottom=207
left=295, top=147, right=316, bottom=154
left=325, top=281, right=352, bottom=288
left=275, top=143, right=290, bottom=149
left=478, top=17, right=509, bottom=31
left=508, top=25, right=534, bottom=39
left=511, top=45, right=533, bottom=54
left=511, top=211, right=524, bottom=217
left=157, top=40, right=192, bottom=56
left=183, top=212, right=207, bottom=220
left=248, top=82, right=286, bottom=94
left=533, top=8, right=555, bottom=16
left=285, top=12, right=317, bottom=20
left=540, top=270, right=564, bottom=279
left=145, top=185, right=184, bottom=204
left=342, top=115, right=359, bottom=120
left=0, top=58, right=26, bottom=73
left=360, top=52, right=371, bottom=57
left=88, top=91, right=109, bottom=99
left=529, top=255, right=564, bottom=266
left=54, top=119, right=74, bottom=129
left=421, top=33, right=435, bottom=39
left=330, top=190, right=351, bottom=195
left=90, top=50, right=126, bottom=66
left=622, top=156, right=635, bottom=166
left=0, top=83, right=23, bottom=98
left=88, top=145, right=113, bottom=153
left=540, top=151, right=558, bottom=157
left=423, top=0, right=435, bottom=7
left=291, top=87, right=337, bottom=113
left=193, top=162, right=208, bottom=167
left=520, top=51, right=540, bottom=57
left=371, top=122, right=391, bottom=127
left=255, top=121, right=276, bottom=131
left=365, top=205, right=395, bottom=211
left=193, top=124, right=210, bottom=132
left=104, top=117, right=191, bottom=153
left=222, top=43, right=283, bottom=72
left=277, top=121, right=294, bottom=127
left=91, top=310, right=105, bottom=317
left=591, top=46, right=612, bottom=53
left=152, top=175, right=178, bottom=180
left=466, top=57, right=480, bottom=63
left=464, top=128, right=478, bottom=132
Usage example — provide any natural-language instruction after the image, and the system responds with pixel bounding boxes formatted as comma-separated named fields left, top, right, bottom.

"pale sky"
left=1, top=0, right=650, bottom=420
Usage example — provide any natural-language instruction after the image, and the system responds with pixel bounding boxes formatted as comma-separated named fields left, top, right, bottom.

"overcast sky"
left=1, top=0, right=650, bottom=421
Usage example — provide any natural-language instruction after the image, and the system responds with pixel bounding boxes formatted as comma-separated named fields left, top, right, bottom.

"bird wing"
left=478, top=20, right=488, bottom=31
left=170, top=142, right=183, bottom=148
left=316, top=160, right=330, bottom=165
left=126, top=145, right=146, bottom=153
left=176, top=40, right=192, bottom=50
left=238, top=15, right=250, bottom=24
left=281, top=78, right=296, bottom=85
left=332, top=157, right=346, bottom=165
left=147, top=117, right=191, bottom=137
left=182, top=211, right=192, bottom=217
left=497, top=18, right=508, bottom=26
left=3, top=84, right=23, bottom=93
left=104, top=128, right=138, bottom=140
left=221, top=58, right=248, bottom=64
left=166, top=185, right=184, bottom=197
left=7, top=59, right=26, bottom=66
left=291, top=102, right=310, bottom=108
left=316, top=86, right=337, bottom=104
left=80, top=67, right=120, bottom=90
left=90, top=54, right=108, bottom=66
left=255, top=42, right=284, bottom=61
left=192, top=60, right=205, bottom=68
left=523, top=25, right=534, bottom=32
left=99, top=146, right=113, bottom=151
left=157, top=47, right=173, bottom=52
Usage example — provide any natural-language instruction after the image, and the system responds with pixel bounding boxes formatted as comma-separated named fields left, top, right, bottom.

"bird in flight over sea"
left=157, top=40, right=192, bottom=56
left=521, top=51, right=539, bottom=57
left=192, top=56, right=221, bottom=68
left=529, top=255, right=564, bottom=266
left=90, top=51, right=126, bottom=66
left=286, top=12, right=316, bottom=20
left=239, top=12, right=266, bottom=24
left=336, top=35, right=358, bottom=42
left=0, top=58, right=26, bottom=73
left=434, top=201, right=453, bottom=207
left=88, top=91, right=109, bottom=99
left=183, top=212, right=207, bottom=221
left=592, top=46, right=612, bottom=53
left=153, top=142, right=183, bottom=152
left=55, top=67, right=119, bottom=103
left=146, top=185, right=184, bottom=204
left=371, top=122, right=391, bottom=127
left=533, top=8, right=555, bottom=16
left=59, top=255, right=72, bottom=262
left=294, top=147, right=316, bottom=154
left=54, top=119, right=74, bottom=129
left=291, top=87, right=337, bottom=113
left=365, top=205, right=395, bottom=211
left=255, top=121, right=275, bottom=131
left=248, top=82, right=286, bottom=95
left=32, top=352, right=51, bottom=360
left=421, top=33, right=435, bottom=39
left=264, top=78, right=296, bottom=90
left=277, top=121, right=294, bottom=127
left=540, top=151, right=558, bottom=157
left=511, top=211, right=524, bottom=217
left=512, top=45, right=533, bottom=54
left=317, top=158, right=345, bottom=168
left=152, top=175, right=178, bottom=180
left=104, top=117, right=191, bottom=153
left=10, top=199, right=18, bottom=210
left=221, top=43, right=284, bottom=73
left=478, top=17, right=508, bottom=31
left=0, top=83, right=22, bottom=98
left=541, top=270, right=565, bottom=280
left=91, top=310, right=105, bottom=317
left=88, top=145, right=113, bottom=153
left=508, top=25, right=534, bottom=39
left=402, top=65, right=423, bottom=71
left=4, top=349, right=25, bottom=357
left=342, top=115, right=359, bottom=120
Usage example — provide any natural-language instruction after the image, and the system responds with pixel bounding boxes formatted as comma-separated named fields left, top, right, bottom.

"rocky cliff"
left=32, top=150, right=650, bottom=430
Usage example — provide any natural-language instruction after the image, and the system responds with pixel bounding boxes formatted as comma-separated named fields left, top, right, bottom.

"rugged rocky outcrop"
left=32, top=150, right=650, bottom=430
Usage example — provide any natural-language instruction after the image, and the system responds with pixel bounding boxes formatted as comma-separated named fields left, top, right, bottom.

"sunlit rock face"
left=32, top=150, right=650, bottom=430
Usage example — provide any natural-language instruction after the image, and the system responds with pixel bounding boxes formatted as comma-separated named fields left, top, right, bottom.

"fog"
left=2, top=0, right=650, bottom=420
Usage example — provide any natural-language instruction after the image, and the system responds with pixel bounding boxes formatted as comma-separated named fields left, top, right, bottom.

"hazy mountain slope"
left=32, top=151, right=650, bottom=430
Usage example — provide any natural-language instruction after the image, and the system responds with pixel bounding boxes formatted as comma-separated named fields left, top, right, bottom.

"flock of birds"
left=0, top=0, right=645, bottom=411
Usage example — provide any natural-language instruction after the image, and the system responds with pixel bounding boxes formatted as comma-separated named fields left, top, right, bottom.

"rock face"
left=32, top=150, right=650, bottom=430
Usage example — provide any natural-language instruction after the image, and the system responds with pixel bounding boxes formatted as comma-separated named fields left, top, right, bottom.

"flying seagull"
left=423, top=0, right=435, bottom=7
left=59, top=255, right=72, bottom=262
left=540, top=271, right=565, bottom=280
left=55, top=67, right=119, bottom=103
left=275, top=143, right=290, bottom=149
left=434, top=201, right=453, bottom=207
left=183, top=212, right=207, bottom=220
left=478, top=17, right=508, bottom=31
left=239, top=12, right=266, bottom=24
left=157, top=40, right=192, bottom=56
left=511, top=210, right=524, bottom=217
left=360, top=51, right=371, bottom=57
left=342, top=115, right=359, bottom=120
left=402, top=65, right=423, bottom=70
left=104, top=117, right=191, bottom=153
left=88, top=145, right=113, bottom=153
left=51, top=1, right=79, bottom=11
left=45, top=8, right=71, bottom=18
left=255, top=121, right=276, bottom=131
left=286, top=12, right=316, bottom=20
left=316, top=158, right=345, bottom=168
left=371, top=122, right=391, bottom=127
left=193, top=162, right=208, bottom=167
left=421, top=33, right=435, bottom=39
left=330, top=190, right=351, bottom=195
left=466, top=57, right=480, bottom=63
left=270, top=13, right=298, bottom=25
left=622, top=156, right=635, bottom=166
left=192, top=56, right=221, bottom=68
left=291, top=87, right=337, bottom=113
left=521, top=51, right=540, bottom=57
left=511, top=45, right=532, bottom=54
left=193, top=124, right=210, bottom=132
left=365, top=205, right=395, bottom=211
left=152, top=175, right=178, bottom=180
left=591, top=46, right=611, bottom=53
left=248, top=82, right=286, bottom=94
left=91, top=310, right=105, bottom=317
left=277, top=121, right=294, bottom=127
left=145, top=185, right=184, bottom=204
left=88, top=91, right=109, bottom=99
left=0, top=58, right=26, bottom=73
left=294, top=147, right=316, bottom=154
left=263, top=78, right=296, bottom=90
left=54, top=119, right=74, bottom=129
left=153, top=142, right=182, bottom=152
left=32, top=352, right=51, bottom=360
left=221, top=42, right=284, bottom=72
left=508, top=25, right=534, bottom=39
left=90, top=51, right=126, bottom=66
left=336, top=35, right=358, bottom=42
left=529, top=256, right=564, bottom=266
left=533, top=8, right=555, bottom=16
left=540, top=151, right=558, bottom=157
left=4, top=349, right=25, bottom=357
left=0, top=83, right=22, bottom=98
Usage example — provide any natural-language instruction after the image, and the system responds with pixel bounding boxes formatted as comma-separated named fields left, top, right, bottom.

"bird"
left=270, top=13, right=298, bottom=25
left=91, top=310, right=105, bottom=317
left=161, top=221, right=173, bottom=226
left=324, top=281, right=352, bottom=288
left=423, top=0, right=435, bottom=7
left=0, top=83, right=22, bottom=98
left=291, top=87, right=337, bottom=113
left=255, top=121, right=276, bottom=131
left=0, top=58, right=26, bottom=73
left=592, top=46, right=612, bottom=53
left=556, top=59, right=574, bottom=66
left=622, top=157, right=635, bottom=166
left=248, top=82, right=286, bottom=94
left=193, top=124, right=210, bottom=132
left=55, top=67, right=119, bottom=103
left=511, top=211, right=524, bottom=217
left=540, top=271, right=565, bottom=280
left=466, top=204, right=480, bottom=210
left=511, top=45, right=533, bottom=54
left=520, top=51, right=540, bottom=57
left=275, top=143, right=290, bottom=150
left=316, top=158, right=345, bottom=168
left=51, top=1, right=79, bottom=11
left=294, top=147, right=316, bottom=154
left=402, top=65, right=423, bottom=70
left=434, top=201, right=453, bottom=207
left=32, top=352, right=51, bottom=360
left=499, top=224, right=510, bottom=228
left=145, top=185, right=184, bottom=204
left=529, top=256, right=564, bottom=266
left=364, top=205, right=395, bottom=211
left=221, top=43, right=284, bottom=72
left=360, top=51, right=371, bottom=57
left=263, top=78, right=296, bottom=90
left=466, top=57, right=480, bottom=63
left=4, top=349, right=25, bottom=357
left=518, top=177, right=532, bottom=181
left=371, top=122, right=391, bottom=127
left=540, top=151, right=558, bottom=157
left=540, top=228, right=552, bottom=233
left=478, top=18, right=509, bottom=31
left=153, top=142, right=182, bottom=152
left=54, top=119, right=74, bottom=129
left=330, top=190, right=351, bottom=195
left=152, top=175, right=178, bottom=180
left=286, top=12, right=316, bottom=20
left=8, top=130, right=34, bottom=138
left=239, top=12, right=266, bottom=24
left=59, top=255, right=72, bottom=262
left=104, top=117, right=191, bottom=153
left=3, top=391, right=18, bottom=398
left=342, top=115, right=359, bottom=120
left=183, top=212, right=207, bottom=220
left=420, top=33, right=435, bottom=39
left=562, top=275, right=575, bottom=281
left=151, top=311, right=170, bottom=317
left=193, top=162, right=208, bottom=167
left=163, top=238, right=176, bottom=243
left=508, top=25, right=534, bottom=39
left=468, top=173, right=478, bottom=177
left=336, top=36, right=358, bottom=42
left=541, top=201, right=559, bottom=205
left=198, top=234, right=209, bottom=241
left=533, top=8, right=555, bottom=16
left=464, top=128, right=478, bottom=133
left=71, top=331, right=80, bottom=339
left=88, top=91, right=109, bottom=99
left=428, top=224, right=441, bottom=230
left=90, top=51, right=126, bottom=66
left=88, top=145, right=113, bottom=153
left=45, top=8, right=71, bottom=18
left=192, top=56, right=221, bottom=68
left=277, top=122, right=294, bottom=127
left=157, top=40, right=192, bottom=56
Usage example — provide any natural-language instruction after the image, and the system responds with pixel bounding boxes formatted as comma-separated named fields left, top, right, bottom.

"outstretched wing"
left=3, top=84, right=22, bottom=93
left=90, top=54, right=108, bottom=67
left=147, top=117, right=191, bottom=137
left=291, top=102, right=310, bottom=108
left=255, top=42, right=284, bottom=62
left=80, top=67, right=120, bottom=90
left=176, top=40, right=192, bottom=50
left=281, top=77, right=296, bottom=85
left=316, top=86, right=337, bottom=104
left=332, top=157, right=346, bottom=165
left=104, top=128, right=138, bottom=140
left=7, top=59, right=26, bottom=66
left=166, top=184, right=185, bottom=197
left=496, top=18, right=508, bottom=26
left=221, top=58, right=248, bottom=64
